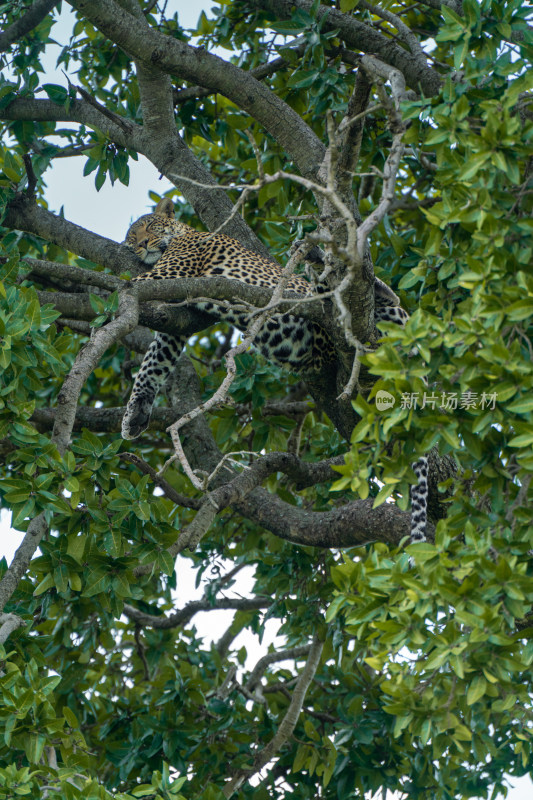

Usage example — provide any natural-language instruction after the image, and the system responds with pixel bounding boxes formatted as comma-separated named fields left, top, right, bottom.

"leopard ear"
left=154, top=198, right=175, bottom=218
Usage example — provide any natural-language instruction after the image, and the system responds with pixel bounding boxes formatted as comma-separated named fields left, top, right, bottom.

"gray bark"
left=67, top=0, right=326, bottom=181
left=249, top=0, right=443, bottom=97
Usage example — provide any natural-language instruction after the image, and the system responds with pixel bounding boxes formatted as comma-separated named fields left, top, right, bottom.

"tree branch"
left=167, top=451, right=348, bottom=554
left=123, top=597, right=269, bottom=629
left=415, top=0, right=463, bottom=13
left=120, top=452, right=201, bottom=508
left=223, top=636, right=324, bottom=797
left=245, top=645, right=313, bottom=693
left=4, top=196, right=136, bottom=275
left=0, top=102, right=273, bottom=256
left=52, top=288, right=139, bottom=453
left=130, top=356, right=428, bottom=582
left=31, top=406, right=176, bottom=434
left=66, top=0, right=326, bottom=181
left=358, top=0, right=428, bottom=60
left=173, top=45, right=306, bottom=103
left=2, top=96, right=135, bottom=146
left=0, top=278, right=139, bottom=621
left=0, top=513, right=48, bottom=617
left=0, top=0, right=58, bottom=52
left=0, top=612, right=26, bottom=644
left=23, top=257, right=122, bottom=289
left=336, top=69, right=373, bottom=198
left=248, top=0, right=442, bottom=97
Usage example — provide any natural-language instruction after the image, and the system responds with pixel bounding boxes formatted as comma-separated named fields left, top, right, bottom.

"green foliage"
left=0, top=1, right=531, bottom=799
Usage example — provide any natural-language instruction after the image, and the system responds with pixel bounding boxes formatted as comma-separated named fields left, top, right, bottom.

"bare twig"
left=337, top=341, right=365, bottom=402
left=73, top=81, right=133, bottom=134
left=337, top=102, right=383, bottom=135
left=120, top=452, right=202, bottom=509
left=123, top=597, right=269, bottom=629
left=358, top=0, right=427, bottom=60
left=162, top=238, right=316, bottom=497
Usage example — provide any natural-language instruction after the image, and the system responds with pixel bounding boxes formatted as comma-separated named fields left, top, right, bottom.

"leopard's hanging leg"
left=375, top=305, right=429, bottom=547
left=122, top=332, right=187, bottom=439
left=409, top=456, right=429, bottom=543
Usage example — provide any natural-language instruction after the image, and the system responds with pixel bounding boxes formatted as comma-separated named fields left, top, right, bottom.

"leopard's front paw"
left=121, top=396, right=155, bottom=440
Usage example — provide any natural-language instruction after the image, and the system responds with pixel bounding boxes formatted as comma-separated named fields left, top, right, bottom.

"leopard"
left=120, top=198, right=428, bottom=545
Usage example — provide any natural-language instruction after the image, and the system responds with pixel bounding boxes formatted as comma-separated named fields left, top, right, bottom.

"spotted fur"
left=120, top=198, right=428, bottom=544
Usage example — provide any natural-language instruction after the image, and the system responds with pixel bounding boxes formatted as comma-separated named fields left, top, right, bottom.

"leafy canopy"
left=0, top=1, right=532, bottom=799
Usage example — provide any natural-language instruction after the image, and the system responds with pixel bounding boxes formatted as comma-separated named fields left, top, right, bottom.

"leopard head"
left=123, top=198, right=191, bottom=264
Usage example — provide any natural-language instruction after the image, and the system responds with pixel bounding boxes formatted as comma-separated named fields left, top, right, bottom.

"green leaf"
left=466, top=675, right=487, bottom=705
left=42, top=83, right=68, bottom=104
left=158, top=550, right=175, bottom=576
left=33, top=572, right=55, bottom=596
left=269, top=21, right=307, bottom=34
left=82, top=571, right=110, bottom=597
left=460, top=152, right=491, bottom=180
left=508, top=432, right=533, bottom=448
left=23, top=733, right=46, bottom=764
left=12, top=497, right=35, bottom=527
left=372, top=484, right=395, bottom=507
left=63, top=707, right=80, bottom=728
left=132, top=787, right=157, bottom=798
left=53, top=564, right=69, bottom=593
left=507, top=395, right=533, bottom=414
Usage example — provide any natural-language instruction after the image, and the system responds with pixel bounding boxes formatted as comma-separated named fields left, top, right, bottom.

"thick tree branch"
left=23, top=257, right=122, bottom=289
left=35, top=288, right=217, bottom=343
left=134, top=357, right=429, bottom=568
left=336, top=69, right=373, bottom=200
left=358, top=0, right=427, bottom=59
left=248, top=0, right=443, bottom=97
left=173, top=46, right=306, bottom=103
left=2, top=96, right=135, bottom=145
left=0, top=103, right=272, bottom=256
left=33, top=271, right=331, bottom=329
left=66, top=0, right=326, bottom=181
left=0, top=513, right=48, bottom=617
left=0, top=613, right=26, bottom=644
left=31, top=403, right=321, bottom=441
left=32, top=406, right=177, bottom=434
left=416, top=0, right=463, bottom=13
left=4, top=196, right=137, bottom=275
left=169, top=451, right=348, bottom=553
